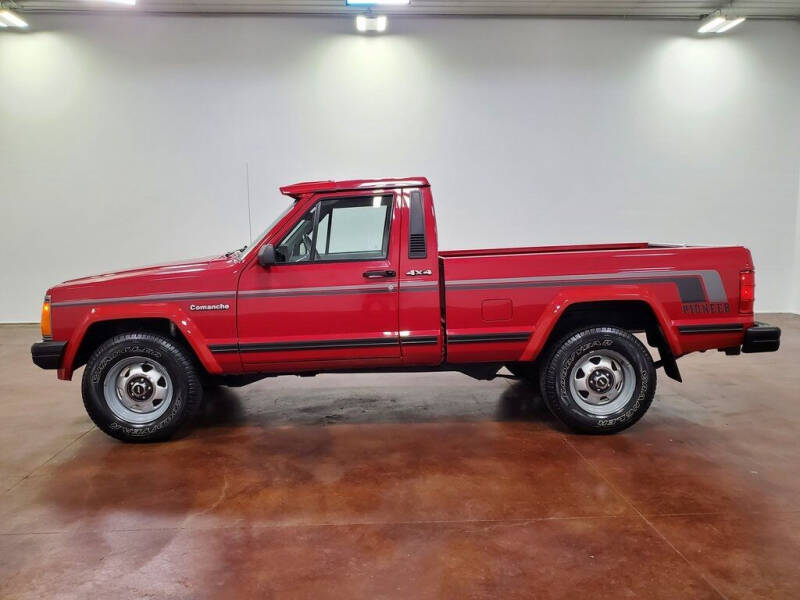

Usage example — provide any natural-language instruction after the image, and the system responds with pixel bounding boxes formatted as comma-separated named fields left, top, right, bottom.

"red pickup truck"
left=32, top=177, right=780, bottom=442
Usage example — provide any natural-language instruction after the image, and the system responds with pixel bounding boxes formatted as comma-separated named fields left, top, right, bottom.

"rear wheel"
left=539, top=326, right=656, bottom=434
left=81, top=332, right=203, bottom=442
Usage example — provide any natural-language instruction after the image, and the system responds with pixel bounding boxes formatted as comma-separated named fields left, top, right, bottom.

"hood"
left=52, top=255, right=233, bottom=292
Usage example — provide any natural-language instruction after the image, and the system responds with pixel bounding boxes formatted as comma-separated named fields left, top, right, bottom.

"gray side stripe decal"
left=52, top=291, right=236, bottom=308
left=239, top=283, right=394, bottom=298
left=446, top=270, right=726, bottom=304
left=399, top=281, right=439, bottom=292
left=53, top=281, right=439, bottom=306
left=51, top=270, right=724, bottom=307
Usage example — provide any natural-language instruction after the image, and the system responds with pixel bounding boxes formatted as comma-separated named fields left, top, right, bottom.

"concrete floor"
left=0, top=315, right=799, bottom=599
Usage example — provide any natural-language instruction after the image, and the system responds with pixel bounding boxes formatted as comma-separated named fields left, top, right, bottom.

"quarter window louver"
left=408, top=191, right=427, bottom=259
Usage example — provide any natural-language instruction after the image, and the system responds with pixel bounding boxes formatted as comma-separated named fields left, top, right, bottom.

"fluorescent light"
left=346, top=0, right=409, bottom=5
left=78, top=0, right=136, bottom=4
left=373, top=196, right=383, bottom=207
left=0, top=21, right=6, bottom=28
left=716, top=17, right=746, bottom=33
left=355, top=14, right=388, bottom=33
left=698, top=15, right=725, bottom=33
left=0, top=10, right=29, bottom=28
left=698, top=11, right=746, bottom=34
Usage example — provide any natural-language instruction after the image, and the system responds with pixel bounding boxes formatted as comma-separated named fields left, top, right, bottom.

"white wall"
left=1, top=15, right=799, bottom=322
left=793, top=169, right=800, bottom=314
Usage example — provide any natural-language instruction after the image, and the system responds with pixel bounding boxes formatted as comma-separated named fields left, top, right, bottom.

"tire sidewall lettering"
left=89, top=340, right=186, bottom=435
left=550, top=330, right=654, bottom=431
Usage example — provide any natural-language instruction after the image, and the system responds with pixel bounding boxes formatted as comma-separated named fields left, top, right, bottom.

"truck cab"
left=233, top=178, right=442, bottom=372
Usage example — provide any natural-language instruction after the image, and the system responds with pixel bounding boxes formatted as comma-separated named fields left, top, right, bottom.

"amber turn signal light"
left=41, top=296, right=52, bottom=339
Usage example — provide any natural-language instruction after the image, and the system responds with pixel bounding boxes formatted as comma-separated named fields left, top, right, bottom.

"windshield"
left=232, top=200, right=295, bottom=258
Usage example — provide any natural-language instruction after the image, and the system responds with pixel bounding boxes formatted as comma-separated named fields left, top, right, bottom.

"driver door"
left=236, top=191, right=402, bottom=369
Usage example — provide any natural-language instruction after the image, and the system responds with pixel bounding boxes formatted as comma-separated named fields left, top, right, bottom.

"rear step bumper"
left=742, top=322, right=781, bottom=353
left=31, top=340, right=67, bottom=369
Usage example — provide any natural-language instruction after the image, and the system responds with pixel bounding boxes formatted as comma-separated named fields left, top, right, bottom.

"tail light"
left=40, top=296, right=52, bottom=340
left=739, top=270, right=755, bottom=314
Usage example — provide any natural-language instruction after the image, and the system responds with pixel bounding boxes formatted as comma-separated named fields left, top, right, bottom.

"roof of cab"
left=280, top=177, right=430, bottom=199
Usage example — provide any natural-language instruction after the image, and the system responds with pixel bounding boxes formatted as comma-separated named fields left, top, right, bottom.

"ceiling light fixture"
left=698, top=10, right=746, bottom=34
left=346, top=0, right=409, bottom=6
left=78, top=0, right=137, bottom=5
left=355, top=14, right=387, bottom=33
left=0, top=9, right=29, bottom=28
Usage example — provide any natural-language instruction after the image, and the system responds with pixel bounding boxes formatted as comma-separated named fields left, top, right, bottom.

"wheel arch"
left=58, top=306, right=222, bottom=380
left=519, top=289, right=682, bottom=382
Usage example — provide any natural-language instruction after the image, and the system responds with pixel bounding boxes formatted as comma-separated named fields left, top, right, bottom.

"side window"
left=274, top=195, right=392, bottom=264
left=314, top=195, right=393, bottom=261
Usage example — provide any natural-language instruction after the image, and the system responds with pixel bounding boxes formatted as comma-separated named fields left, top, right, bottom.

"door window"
left=315, top=195, right=392, bottom=261
left=275, top=195, right=393, bottom=263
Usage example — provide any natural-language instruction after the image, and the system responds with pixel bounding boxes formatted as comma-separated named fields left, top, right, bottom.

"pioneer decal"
left=681, top=302, right=730, bottom=315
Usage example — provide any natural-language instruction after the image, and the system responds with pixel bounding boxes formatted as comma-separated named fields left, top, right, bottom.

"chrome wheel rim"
left=568, top=349, right=636, bottom=416
left=103, top=356, right=173, bottom=424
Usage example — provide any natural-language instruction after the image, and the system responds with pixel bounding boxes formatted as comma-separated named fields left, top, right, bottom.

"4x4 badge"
left=406, top=269, right=432, bottom=276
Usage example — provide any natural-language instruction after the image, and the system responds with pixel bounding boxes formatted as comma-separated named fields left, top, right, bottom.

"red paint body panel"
left=41, top=177, right=757, bottom=381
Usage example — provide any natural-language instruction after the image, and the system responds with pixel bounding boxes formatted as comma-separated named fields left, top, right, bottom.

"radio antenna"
left=245, top=162, right=253, bottom=242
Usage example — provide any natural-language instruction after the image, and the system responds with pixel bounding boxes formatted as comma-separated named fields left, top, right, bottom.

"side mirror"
left=258, top=244, right=276, bottom=267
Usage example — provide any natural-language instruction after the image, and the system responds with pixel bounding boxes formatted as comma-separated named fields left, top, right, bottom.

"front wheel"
left=81, top=332, right=203, bottom=442
left=539, top=326, right=656, bottom=434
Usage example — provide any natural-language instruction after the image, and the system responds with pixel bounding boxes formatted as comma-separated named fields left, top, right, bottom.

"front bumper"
left=31, top=340, right=67, bottom=369
left=742, top=322, right=781, bottom=353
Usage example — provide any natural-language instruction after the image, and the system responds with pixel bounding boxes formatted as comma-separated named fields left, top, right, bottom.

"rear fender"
left=57, top=304, right=222, bottom=380
left=518, top=286, right=680, bottom=362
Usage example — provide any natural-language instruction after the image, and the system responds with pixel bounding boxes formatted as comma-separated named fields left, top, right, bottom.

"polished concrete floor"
left=1, top=315, right=799, bottom=599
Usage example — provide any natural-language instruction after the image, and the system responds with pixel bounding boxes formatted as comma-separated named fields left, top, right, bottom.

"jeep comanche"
left=31, top=177, right=781, bottom=442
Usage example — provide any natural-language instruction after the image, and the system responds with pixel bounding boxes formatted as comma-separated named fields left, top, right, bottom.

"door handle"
left=363, top=270, right=396, bottom=279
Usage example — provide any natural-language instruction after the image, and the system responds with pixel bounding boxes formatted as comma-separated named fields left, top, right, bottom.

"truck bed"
left=439, top=243, right=752, bottom=364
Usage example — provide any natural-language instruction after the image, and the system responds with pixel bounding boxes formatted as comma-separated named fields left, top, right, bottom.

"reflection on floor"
left=1, top=315, right=799, bottom=599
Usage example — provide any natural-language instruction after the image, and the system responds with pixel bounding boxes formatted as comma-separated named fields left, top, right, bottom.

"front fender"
left=57, top=304, right=223, bottom=380
left=518, top=286, right=680, bottom=362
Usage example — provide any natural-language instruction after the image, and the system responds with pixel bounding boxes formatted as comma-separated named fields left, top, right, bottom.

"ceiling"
left=11, top=0, right=800, bottom=19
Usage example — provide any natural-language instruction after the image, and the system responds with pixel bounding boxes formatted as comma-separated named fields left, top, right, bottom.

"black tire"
left=81, top=332, right=203, bottom=443
left=506, top=362, right=539, bottom=382
left=539, top=326, right=656, bottom=434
